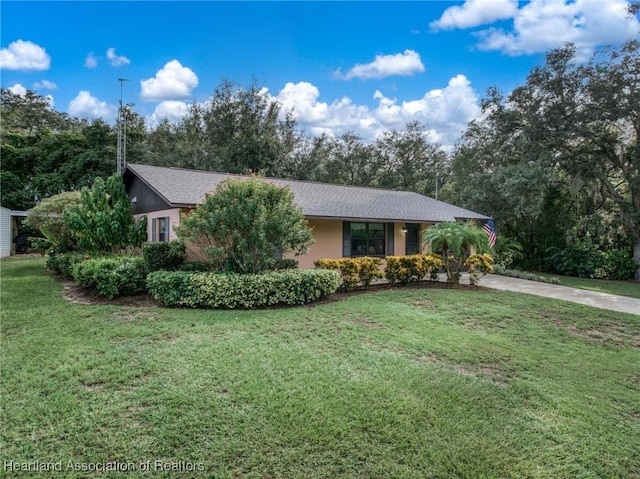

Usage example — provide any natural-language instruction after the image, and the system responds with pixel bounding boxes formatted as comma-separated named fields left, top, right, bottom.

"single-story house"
left=0, top=207, right=28, bottom=258
left=123, top=163, right=489, bottom=268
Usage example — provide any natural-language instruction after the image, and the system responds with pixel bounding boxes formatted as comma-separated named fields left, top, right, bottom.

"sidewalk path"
left=478, top=274, right=640, bottom=316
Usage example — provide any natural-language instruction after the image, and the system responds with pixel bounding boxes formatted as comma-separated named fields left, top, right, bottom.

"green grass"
left=2, top=257, right=639, bottom=478
left=555, top=275, right=640, bottom=299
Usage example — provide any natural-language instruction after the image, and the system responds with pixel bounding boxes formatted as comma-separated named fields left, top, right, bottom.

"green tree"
left=316, top=132, right=378, bottom=186
left=375, top=121, right=447, bottom=196
left=24, top=191, right=82, bottom=252
left=168, top=79, right=299, bottom=175
left=177, top=177, right=313, bottom=274
left=63, top=174, right=147, bottom=253
left=0, top=88, right=71, bottom=134
left=1, top=89, right=118, bottom=210
left=447, top=41, right=640, bottom=278
left=423, top=222, right=490, bottom=283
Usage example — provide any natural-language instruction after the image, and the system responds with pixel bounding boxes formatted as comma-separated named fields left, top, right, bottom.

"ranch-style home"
left=124, top=163, right=489, bottom=268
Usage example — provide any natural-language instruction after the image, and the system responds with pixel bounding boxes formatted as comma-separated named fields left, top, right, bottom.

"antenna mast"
left=116, top=78, right=129, bottom=174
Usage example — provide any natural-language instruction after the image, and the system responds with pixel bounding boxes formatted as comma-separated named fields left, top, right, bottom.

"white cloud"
left=34, top=80, right=57, bottom=90
left=84, top=52, right=98, bottom=68
left=431, top=0, right=518, bottom=30
left=146, top=100, right=190, bottom=127
left=140, top=60, right=199, bottom=101
left=274, top=76, right=481, bottom=149
left=433, top=0, right=640, bottom=57
left=0, top=40, right=50, bottom=71
left=106, top=47, right=130, bottom=67
left=340, top=49, right=425, bottom=80
left=276, top=82, right=330, bottom=123
left=8, top=83, right=27, bottom=96
left=68, top=91, right=115, bottom=119
left=372, top=74, right=482, bottom=146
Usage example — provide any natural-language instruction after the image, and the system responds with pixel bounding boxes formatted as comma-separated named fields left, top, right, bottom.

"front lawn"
left=1, top=257, right=639, bottom=478
left=555, top=274, right=640, bottom=299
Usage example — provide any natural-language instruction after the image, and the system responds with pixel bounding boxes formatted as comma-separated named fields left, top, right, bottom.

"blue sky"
left=2, top=1, right=638, bottom=148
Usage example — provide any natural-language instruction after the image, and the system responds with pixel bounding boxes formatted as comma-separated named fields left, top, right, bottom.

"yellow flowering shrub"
left=314, top=257, right=383, bottom=290
left=464, top=253, right=494, bottom=286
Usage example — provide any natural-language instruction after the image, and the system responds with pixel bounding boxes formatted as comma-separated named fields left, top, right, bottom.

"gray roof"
left=126, top=163, right=488, bottom=223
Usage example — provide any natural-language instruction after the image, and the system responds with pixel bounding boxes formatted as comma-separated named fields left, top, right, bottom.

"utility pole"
left=435, top=172, right=439, bottom=200
left=116, top=78, right=129, bottom=174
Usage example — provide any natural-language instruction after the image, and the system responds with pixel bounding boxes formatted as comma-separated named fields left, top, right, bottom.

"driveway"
left=477, top=274, right=640, bottom=316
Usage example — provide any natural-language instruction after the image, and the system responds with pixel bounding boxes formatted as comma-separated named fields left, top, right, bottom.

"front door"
left=405, top=223, right=420, bottom=255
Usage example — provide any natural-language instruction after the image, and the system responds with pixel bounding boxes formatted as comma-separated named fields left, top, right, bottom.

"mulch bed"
left=52, top=272, right=489, bottom=309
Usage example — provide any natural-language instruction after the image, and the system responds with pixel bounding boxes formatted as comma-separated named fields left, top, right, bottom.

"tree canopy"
left=445, top=40, right=640, bottom=279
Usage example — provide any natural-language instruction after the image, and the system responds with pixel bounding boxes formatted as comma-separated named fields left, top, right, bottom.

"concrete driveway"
left=477, top=274, right=640, bottom=316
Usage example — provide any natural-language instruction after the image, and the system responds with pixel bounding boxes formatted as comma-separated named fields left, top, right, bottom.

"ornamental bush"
left=464, top=253, right=494, bottom=286
left=72, top=256, right=147, bottom=299
left=63, top=174, right=147, bottom=254
left=545, top=242, right=636, bottom=280
left=385, top=254, right=443, bottom=285
left=25, top=191, right=82, bottom=253
left=147, top=269, right=340, bottom=309
left=47, top=251, right=90, bottom=279
left=177, top=177, right=313, bottom=274
left=143, top=240, right=186, bottom=272
left=314, top=257, right=383, bottom=290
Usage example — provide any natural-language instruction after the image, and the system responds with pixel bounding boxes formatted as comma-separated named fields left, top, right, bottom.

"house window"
left=405, top=223, right=421, bottom=255
left=151, top=217, right=170, bottom=242
left=350, top=222, right=385, bottom=256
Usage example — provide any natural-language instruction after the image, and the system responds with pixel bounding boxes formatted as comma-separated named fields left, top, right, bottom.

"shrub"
left=545, top=241, right=601, bottom=278
left=385, top=254, right=443, bottom=285
left=46, top=252, right=90, bottom=279
left=314, top=257, right=383, bottom=290
left=178, top=262, right=215, bottom=273
left=464, top=253, right=494, bottom=286
left=177, top=177, right=313, bottom=274
left=147, top=269, right=340, bottom=308
left=143, top=240, right=186, bottom=272
left=598, top=249, right=636, bottom=280
left=25, top=191, right=81, bottom=253
left=545, top=242, right=636, bottom=280
left=63, top=174, right=147, bottom=254
left=72, top=256, right=147, bottom=299
left=270, top=259, right=299, bottom=270
left=493, top=236, right=524, bottom=268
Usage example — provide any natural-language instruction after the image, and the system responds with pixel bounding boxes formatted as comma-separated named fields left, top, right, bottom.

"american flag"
left=483, top=217, right=496, bottom=248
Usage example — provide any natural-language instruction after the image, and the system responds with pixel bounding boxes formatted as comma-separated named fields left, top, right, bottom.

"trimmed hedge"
left=384, top=254, right=443, bottom=285
left=147, top=269, right=340, bottom=309
left=143, top=240, right=186, bottom=272
left=47, top=252, right=90, bottom=279
left=73, top=256, right=147, bottom=299
left=314, top=257, right=383, bottom=290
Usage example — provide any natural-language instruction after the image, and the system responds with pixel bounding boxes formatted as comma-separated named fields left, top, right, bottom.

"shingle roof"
left=126, top=163, right=488, bottom=223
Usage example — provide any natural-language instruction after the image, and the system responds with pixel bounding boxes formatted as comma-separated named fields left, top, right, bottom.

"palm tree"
left=422, top=222, right=490, bottom=283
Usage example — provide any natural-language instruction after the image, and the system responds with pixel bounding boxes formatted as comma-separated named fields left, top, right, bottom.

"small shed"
left=1, top=207, right=28, bottom=257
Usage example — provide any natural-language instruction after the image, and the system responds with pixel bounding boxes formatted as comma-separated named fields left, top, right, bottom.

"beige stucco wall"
left=293, top=220, right=437, bottom=268
left=287, top=219, right=343, bottom=269
left=393, top=223, right=404, bottom=256
left=134, top=212, right=441, bottom=268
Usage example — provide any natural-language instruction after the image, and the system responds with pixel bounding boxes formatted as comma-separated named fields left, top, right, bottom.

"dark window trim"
left=342, top=221, right=395, bottom=258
